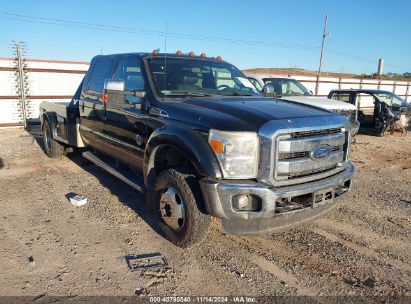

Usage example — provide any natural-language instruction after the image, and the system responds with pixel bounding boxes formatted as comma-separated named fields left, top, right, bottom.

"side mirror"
left=132, top=90, right=146, bottom=99
left=103, top=79, right=146, bottom=105
left=263, top=84, right=276, bottom=97
left=104, top=79, right=125, bottom=92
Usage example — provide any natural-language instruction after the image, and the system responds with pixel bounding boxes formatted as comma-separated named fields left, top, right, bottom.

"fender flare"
left=143, top=126, right=222, bottom=189
left=41, top=112, right=59, bottom=139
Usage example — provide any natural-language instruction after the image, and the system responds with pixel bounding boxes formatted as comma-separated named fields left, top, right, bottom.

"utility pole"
left=315, top=14, right=328, bottom=95
left=12, top=41, right=29, bottom=129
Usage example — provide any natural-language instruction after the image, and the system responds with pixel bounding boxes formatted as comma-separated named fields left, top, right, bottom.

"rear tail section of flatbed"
left=39, top=79, right=85, bottom=148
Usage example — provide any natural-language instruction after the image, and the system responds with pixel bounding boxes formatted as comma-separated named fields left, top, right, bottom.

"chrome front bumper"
left=199, top=162, right=355, bottom=235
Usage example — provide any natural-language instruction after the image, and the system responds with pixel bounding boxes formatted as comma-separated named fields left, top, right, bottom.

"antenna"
left=315, top=13, right=329, bottom=95
left=163, top=19, right=168, bottom=100
left=164, top=19, right=168, bottom=54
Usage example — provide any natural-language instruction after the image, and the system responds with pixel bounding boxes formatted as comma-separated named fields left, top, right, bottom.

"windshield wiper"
left=218, top=92, right=253, bottom=96
left=163, top=92, right=211, bottom=97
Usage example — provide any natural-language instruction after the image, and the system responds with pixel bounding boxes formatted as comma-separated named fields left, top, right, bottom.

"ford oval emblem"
left=310, top=145, right=332, bottom=161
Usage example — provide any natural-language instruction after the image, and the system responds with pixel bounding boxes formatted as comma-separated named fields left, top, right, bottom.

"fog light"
left=232, top=194, right=262, bottom=212
left=237, top=195, right=249, bottom=209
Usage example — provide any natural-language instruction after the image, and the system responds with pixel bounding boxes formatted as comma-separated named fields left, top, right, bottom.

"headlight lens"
left=208, top=130, right=259, bottom=179
left=336, top=109, right=356, bottom=121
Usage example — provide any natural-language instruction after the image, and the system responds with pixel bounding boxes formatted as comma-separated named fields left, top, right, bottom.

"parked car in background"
left=328, top=89, right=411, bottom=136
left=247, top=74, right=360, bottom=136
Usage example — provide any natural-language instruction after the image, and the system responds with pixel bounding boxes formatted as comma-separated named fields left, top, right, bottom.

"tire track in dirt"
left=229, top=223, right=411, bottom=296
left=343, top=197, right=411, bottom=223
left=228, top=236, right=322, bottom=296
left=236, top=235, right=339, bottom=275
left=247, top=254, right=317, bottom=296
left=332, top=204, right=411, bottom=240
left=0, top=165, right=41, bottom=179
left=313, top=218, right=411, bottom=263
left=314, top=218, right=410, bottom=249
left=310, top=226, right=411, bottom=273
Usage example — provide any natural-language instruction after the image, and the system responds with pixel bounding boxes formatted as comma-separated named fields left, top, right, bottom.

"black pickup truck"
left=40, top=51, right=355, bottom=247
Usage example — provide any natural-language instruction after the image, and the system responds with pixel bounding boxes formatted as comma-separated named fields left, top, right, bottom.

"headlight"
left=208, top=130, right=259, bottom=179
left=336, top=109, right=356, bottom=121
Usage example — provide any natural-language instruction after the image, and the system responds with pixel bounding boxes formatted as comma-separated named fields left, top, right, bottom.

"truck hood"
left=279, top=96, right=357, bottom=111
left=158, top=96, right=343, bottom=132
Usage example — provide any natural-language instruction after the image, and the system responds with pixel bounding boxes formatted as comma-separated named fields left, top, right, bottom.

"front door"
left=103, top=57, right=147, bottom=173
left=79, top=56, right=116, bottom=151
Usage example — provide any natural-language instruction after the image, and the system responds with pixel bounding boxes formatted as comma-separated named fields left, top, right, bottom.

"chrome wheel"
left=159, top=187, right=186, bottom=231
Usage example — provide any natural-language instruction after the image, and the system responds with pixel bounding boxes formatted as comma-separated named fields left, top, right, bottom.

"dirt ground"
left=0, top=127, right=410, bottom=299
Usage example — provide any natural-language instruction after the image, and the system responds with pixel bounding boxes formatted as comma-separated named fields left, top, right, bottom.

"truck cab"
left=40, top=52, right=355, bottom=247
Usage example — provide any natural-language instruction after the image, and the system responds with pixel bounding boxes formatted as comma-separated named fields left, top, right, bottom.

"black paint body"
left=71, top=53, right=340, bottom=185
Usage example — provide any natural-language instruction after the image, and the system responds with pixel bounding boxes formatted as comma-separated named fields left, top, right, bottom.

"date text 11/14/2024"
left=149, top=296, right=257, bottom=303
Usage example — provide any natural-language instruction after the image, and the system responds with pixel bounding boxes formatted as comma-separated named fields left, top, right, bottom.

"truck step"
left=82, top=151, right=145, bottom=194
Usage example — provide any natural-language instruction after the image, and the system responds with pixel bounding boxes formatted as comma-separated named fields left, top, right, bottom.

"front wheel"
left=153, top=168, right=211, bottom=247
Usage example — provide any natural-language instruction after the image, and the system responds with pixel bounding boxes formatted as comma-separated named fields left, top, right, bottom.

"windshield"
left=263, top=78, right=311, bottom=97
left=146, top=57, right=260, bottom=98
left=374, top=92, right=409, bottom=109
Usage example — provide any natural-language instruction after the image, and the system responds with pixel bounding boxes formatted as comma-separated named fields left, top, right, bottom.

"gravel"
left=0, top=127, right=410, bottom=297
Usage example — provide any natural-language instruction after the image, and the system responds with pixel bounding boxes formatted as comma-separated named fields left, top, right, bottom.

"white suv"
left=247, top=74, right=360, bottom=136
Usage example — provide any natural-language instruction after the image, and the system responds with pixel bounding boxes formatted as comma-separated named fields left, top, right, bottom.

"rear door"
left=356, top=93, right=377, bottom=127
left=79, top=56, right=116, bottom=150
left=103, top=57, right=147, bottom=172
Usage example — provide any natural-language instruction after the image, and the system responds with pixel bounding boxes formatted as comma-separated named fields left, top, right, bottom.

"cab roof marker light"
left=200, top=53, right=207, bottom=58
left=188, top=51, right=195, bottom=57
left=176, top=50, right=183, bottom=56
left=152, top=49, right=159, bottom=55
left=216, top=56, right=222, bottom=61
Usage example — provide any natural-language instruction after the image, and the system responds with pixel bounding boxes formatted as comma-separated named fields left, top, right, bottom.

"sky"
left=0, top=0, right=410, bottom=75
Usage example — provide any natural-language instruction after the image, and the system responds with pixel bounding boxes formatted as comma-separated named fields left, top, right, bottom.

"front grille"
left=291, top=128, right=341, bottom=138
left=278, top=145, right=342, bottom=160
left=288, top=164, right=339, bottom=178
left=274, top=128, right=348, bottom=184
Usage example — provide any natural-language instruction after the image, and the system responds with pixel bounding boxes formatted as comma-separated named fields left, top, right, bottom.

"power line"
left=1, top=11, right=409, bottom=72
left=0, top=12, right=165, bottom=35
left=0, top=11, right=320, bottom=51
left=0, top=15, right=165, bottom=37
left=326, top=48, right=411, bottom=71
left=326, top=49, right=376, bottom=64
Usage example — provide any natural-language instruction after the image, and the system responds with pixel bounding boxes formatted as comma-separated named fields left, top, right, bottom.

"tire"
left=43, top=119, right=65, bottom=158
left=153, top=168, right=211, bottom=247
